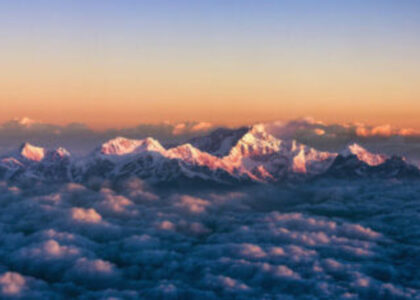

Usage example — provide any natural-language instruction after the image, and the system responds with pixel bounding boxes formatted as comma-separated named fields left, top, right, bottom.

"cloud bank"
left=0, top=179, right=418, bottom=299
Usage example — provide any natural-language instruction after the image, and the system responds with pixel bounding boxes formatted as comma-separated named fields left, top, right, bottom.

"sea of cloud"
left=0, top=178, right=419, bottom=299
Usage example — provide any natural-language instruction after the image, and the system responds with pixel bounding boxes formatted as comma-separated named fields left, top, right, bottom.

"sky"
left=0, top=0, right=419, bottom=129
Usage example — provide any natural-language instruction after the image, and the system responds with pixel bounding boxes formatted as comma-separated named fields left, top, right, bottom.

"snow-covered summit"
left=18, top=143, right=70, bottom=162
left=99, top=137, right=165, bottom=156
left=0, top=143, right=71, bottom=182
left=19, top=143, right=46, bottom=161
left=227, top=124, right=282, bottom=158
left=342, top=143, right=387, bottom=166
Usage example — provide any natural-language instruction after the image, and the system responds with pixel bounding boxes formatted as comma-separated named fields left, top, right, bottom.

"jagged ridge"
left=0, top=126, right=419, bottom=185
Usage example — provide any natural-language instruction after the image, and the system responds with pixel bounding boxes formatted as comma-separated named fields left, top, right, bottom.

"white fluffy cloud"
left=71, top=208, right=103, bottom=224
left=0, top=272, right=26, bottom=296
left=173, top=195, right=210, bottom=214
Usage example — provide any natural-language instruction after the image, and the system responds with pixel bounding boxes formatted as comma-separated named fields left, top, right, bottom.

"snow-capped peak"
left=99, top=137, right=165, bottom=156
left=17, top=143, right=69, bottom=162
left=167, top=143, right=200, bottom=158
left=217, top=125, right=337, bottom=179
left=166, top=143, right=221, bottom=168
left=229, top=124, right=282, bottom=157
left=342, top=143, right=387, bottom=166
left=19, top=142, right=46, bottom=161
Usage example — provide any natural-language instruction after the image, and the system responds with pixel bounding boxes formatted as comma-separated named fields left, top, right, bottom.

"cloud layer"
left=0, top=178, right=418, bottom=299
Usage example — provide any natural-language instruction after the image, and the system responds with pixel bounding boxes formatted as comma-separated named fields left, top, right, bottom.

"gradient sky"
left=1, top=0, right=420, bottom=129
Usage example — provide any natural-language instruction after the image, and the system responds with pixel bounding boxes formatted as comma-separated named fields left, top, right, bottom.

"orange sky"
left=0, top=1, right=419, bottom=130
left=1, top=59, right=418, bottom=130
left=1, top=47, right=419, bottom=129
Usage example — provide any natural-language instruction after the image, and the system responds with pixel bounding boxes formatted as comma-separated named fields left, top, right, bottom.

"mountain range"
left=1, top=125, right=419, bottom=186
